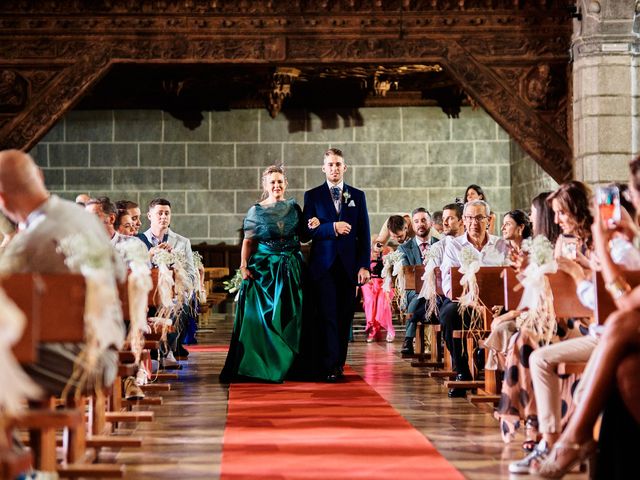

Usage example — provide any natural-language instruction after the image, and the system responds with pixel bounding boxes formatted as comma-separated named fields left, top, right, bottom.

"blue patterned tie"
left=331, top=186, right=341, bottom=202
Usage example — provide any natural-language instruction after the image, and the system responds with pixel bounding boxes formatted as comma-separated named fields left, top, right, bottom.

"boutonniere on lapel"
left=343, top=190, right=356, bottom=207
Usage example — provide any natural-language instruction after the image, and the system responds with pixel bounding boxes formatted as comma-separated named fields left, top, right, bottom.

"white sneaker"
left=508, top=440, right=549, bottom=474
left=135, top=367, right=148, bottom=386
left=386, top=334, right=395, bottom=343
left=163, top=350, right=179, bottom=368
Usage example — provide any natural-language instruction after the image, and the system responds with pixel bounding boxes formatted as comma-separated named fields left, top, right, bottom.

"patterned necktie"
left=331, top=186, right=341, bottom=202
left=419, top=242, right=428, bottom=255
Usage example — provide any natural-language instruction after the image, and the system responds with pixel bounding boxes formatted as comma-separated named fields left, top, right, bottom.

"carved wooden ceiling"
left=0, top=0, right=576, bottom=182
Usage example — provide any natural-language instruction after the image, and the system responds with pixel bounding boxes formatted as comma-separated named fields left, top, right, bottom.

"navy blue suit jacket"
left=303, top=183, right=371, bottom=281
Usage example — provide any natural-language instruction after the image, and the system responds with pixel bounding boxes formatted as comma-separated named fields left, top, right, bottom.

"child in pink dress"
left=361, top=239, right=395, bottom=342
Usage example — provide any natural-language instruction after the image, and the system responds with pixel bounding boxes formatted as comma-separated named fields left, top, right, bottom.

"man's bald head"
left=0, top=149, right=46, bottom=196
left=0, top=150, right=49, bottom=223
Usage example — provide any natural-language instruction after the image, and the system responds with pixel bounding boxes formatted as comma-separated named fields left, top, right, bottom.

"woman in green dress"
left=220, top=165, right=319, bottom=383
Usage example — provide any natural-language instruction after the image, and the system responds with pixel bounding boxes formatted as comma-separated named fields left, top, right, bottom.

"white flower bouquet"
left=418, top=247, right=440, bottom=320
left=223, top=269, right=243, bottom=302
left=457, top=246, right=483, bottom=332
left=381, top=249, right=407, bottom=310
left=516, top=235, right=558, bottom=345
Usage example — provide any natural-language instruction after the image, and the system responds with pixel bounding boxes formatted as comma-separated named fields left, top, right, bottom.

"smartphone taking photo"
left=596, top=185, right=621, bottom=229
left=560, top=235, right=578, bottom=260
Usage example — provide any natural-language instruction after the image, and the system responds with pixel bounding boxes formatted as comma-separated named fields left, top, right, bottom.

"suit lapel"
left=411, top=240, right=421, bottom=264
left=166, top=230, right=177, bottom=248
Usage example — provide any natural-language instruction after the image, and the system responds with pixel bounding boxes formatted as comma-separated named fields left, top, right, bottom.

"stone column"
left=572, top=0, right=640, bottom=184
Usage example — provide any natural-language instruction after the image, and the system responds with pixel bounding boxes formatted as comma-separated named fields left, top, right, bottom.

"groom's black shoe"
left=336, top=366, right=344, bottom=379
left=325, top=372, right=338, bottom=383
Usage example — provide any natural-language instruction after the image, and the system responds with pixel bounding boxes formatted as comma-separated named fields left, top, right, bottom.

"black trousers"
left=438, top=298, right=472, bottom=377
left=313, top=260, right=356, bottom=373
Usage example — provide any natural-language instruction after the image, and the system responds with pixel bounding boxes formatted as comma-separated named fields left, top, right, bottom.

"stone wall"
left=510, top=140, right=558, bottom=210
left=31, top=106, right=512, bottom=244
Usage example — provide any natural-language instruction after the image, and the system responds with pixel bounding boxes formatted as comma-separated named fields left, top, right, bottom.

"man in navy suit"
left=304, top=148, right=371, bottom=382
left=398, top=208, right=440, bottom=355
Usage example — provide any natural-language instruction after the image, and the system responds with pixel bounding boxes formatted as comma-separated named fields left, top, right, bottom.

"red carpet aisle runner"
left=220, top=367, right=464, bottom=480
left=184, top=345, right=229, bottom=353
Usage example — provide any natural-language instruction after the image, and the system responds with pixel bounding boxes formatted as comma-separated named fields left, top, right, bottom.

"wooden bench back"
left=451, top=266, right=507, bottom=309
left=594, top=270, right=640, bottom=324
left=403, top=265, right=443, bottom=296
left=503, top=268, right=524, bottom=311
left=547, top=271, right=592, bottom=319
left=501, top=268, right=593, bottom=319
left=204, top=267, right=230, bottom=281
left=148, top=267, right=174, bottom=307
left=2, top=273, right=86, bottom=363
left=1, top=273, right=40, bottom=363
left=37, top=273, right=86, bottom=342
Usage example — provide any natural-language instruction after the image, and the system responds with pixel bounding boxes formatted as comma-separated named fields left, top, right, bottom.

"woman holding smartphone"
left=547, top=181, right=594, bottom=266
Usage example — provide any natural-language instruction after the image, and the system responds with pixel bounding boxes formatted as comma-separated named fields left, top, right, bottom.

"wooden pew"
left=594, top=270, right=640, bottom=324
left=3, top=273, right=126, bottom=478
left=444, top=266, right=508, bottom=396
left=204, top=267, right=230, bottom=304
left=505, top=269, right=594, bottom=388
left=0, top=274, right=37, bottom=479
left=403, top=265, right=446, bottom=369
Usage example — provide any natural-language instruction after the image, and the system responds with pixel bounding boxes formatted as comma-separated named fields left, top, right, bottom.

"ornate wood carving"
left=0, top=0, right=575, bottom=181
left=444, top=42, right=571, bottom=183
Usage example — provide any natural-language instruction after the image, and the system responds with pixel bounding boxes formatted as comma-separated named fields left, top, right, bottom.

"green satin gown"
left=220, top=198, right=304, bottom=383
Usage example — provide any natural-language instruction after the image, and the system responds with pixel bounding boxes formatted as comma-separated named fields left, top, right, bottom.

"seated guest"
left=75, top=193, right=90, bottom=206
left=508, top=181, right=598, bottom=473
left=375, top=213, right=414, bottom=246
left=115, top=210, right=136, bottom=236
left=464, top=184, right=497, bottom=235
left=423, top=203, right=465, bottom=270
left=398, top=208, right=439, bottom=355
left=439, top=199, right=509, bottom=397
left=137, top=198, right=196, bottom=361
left=531, top=162, right=640, bottom=477
left=432, top=210, right=444, bottom=235
left=116, top=199, right=142, bottom=235
left=86, top=196, right=149, bottom=400
left=87, top=197, right=130, bottom=247
left=501, top=209, right=532, bottom=263
left=0, top=149, right=124, bottom=397
left=385, top=214, right=413, bottom=246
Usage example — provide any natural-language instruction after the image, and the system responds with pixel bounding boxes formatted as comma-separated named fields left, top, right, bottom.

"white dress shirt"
left=440, top=232, right=510, bottom=297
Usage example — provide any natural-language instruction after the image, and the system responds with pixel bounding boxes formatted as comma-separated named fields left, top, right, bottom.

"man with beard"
left=398, top=208, right=439, bottom=355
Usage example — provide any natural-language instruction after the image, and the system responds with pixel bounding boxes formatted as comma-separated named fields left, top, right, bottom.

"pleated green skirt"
left=220, top=242, right=303, bottom=383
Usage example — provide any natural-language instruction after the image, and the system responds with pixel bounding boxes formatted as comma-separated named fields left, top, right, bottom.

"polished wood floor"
left=105, top=312, right=588, bottom=480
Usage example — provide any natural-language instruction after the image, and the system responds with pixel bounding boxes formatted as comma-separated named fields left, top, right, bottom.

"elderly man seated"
left=0, top=149, right=125, bottom=397
left=439, top=199, right=509, bottom=397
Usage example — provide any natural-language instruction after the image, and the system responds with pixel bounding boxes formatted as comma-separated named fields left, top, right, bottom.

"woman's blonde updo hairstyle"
left=261, top=165, right=288, bottom=200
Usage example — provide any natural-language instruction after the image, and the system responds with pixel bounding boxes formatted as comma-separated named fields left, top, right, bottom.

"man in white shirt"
left=0, top=150, right=124, bottom=397
left=439, top=200, right=509, bottom=397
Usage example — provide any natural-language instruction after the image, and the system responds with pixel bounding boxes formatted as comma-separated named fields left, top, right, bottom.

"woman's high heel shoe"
left=530, top=439, right=596, bottom=478
left=522, top=417, right=541, bottom=452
